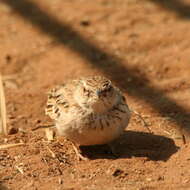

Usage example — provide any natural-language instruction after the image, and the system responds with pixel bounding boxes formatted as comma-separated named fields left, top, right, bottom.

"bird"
left=45, top=76, right=131, bottom=160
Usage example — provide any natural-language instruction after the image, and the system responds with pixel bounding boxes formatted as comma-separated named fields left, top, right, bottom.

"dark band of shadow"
left=2, top=0, right=190, bottom=140
left=148, top=0, right=190, bottom=19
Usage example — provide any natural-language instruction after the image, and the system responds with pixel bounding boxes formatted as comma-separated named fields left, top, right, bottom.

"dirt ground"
left=0, top=0, right=190, bottom=189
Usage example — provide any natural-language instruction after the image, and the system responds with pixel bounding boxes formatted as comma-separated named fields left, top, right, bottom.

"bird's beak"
left=96, top=90, right=101, bottom=98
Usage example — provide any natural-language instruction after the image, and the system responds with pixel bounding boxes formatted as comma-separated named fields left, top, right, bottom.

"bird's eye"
left=102, top=82, right=110, bottom=88
left=83, top=88, right=91, bottom=97
left=107, top=86, right=112, bottom=92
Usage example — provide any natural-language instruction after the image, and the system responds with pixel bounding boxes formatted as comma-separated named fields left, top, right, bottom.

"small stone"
left=184, top=179, right=190, bottom=183
left=4, top=80, right=18, bottom=89
left=157, top=176, right=164, bottom=181
left=146, top=177, right=152, bottom=182
left=8, top=127, right=18, bottom=135
left=80, top=20, right=90, bottom=27
left=5, top=55, right=12, bottom=63
left=112, top=169, right=124, bottom=177
left=58, top=178, right=63, bottom=184
left=35, top=119, right=41, bottom=124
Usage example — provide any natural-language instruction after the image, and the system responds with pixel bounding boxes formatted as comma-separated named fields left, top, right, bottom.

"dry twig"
left=46, top=146, right=56, bottom=158
left=130, top=109, right=152, bottom=133
left=0, top=142, right=24, bottom=150
left=0, top=74, right=7, bottom=135
left=45, top=128, right=54, bottom=141
left=15, top=165, right=24, bottom=174
left=32, top=124, right=54, bottom=131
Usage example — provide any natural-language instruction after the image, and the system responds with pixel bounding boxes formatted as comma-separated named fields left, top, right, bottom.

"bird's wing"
left=45, top=80, right=78, bottom=120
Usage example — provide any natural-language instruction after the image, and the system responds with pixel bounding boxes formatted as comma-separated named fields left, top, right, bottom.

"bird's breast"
left=56, top=101, right=131, bottom=146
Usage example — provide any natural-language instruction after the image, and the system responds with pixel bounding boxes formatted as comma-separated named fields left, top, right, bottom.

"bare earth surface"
left=0, top=0, right=190, bottom=189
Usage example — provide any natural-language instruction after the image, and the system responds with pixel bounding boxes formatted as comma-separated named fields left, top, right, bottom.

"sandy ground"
left=0, top=0, right=190, bottom=189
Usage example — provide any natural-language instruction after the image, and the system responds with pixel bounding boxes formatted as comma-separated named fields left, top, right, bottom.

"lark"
left=45, top=76, right=131, bottom=160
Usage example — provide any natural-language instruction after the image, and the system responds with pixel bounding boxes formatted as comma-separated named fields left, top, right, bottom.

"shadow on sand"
left=0, top=184, right=9, bottom=190
left=148, top=0, right=190, bottom=19
left=80, top=130, right=179, bottom=161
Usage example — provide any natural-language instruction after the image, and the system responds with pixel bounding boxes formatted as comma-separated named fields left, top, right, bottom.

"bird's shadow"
left=80, top=130, right=179, bottom=161
left=0, top=184, right=9, bottom=190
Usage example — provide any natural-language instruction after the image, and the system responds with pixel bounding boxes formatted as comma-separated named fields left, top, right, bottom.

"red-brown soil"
left=0, top=0, right=190, bottom=189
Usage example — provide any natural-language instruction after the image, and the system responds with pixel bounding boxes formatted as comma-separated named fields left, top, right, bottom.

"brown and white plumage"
left=45, top=76, right=131, bottom=146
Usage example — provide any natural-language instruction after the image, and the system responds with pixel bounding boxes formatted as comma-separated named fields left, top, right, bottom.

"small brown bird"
left=45, top=76, right=131, bottom=160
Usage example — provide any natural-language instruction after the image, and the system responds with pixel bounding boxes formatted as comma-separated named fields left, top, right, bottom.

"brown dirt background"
left=0, top=0, right=190, bottom=189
